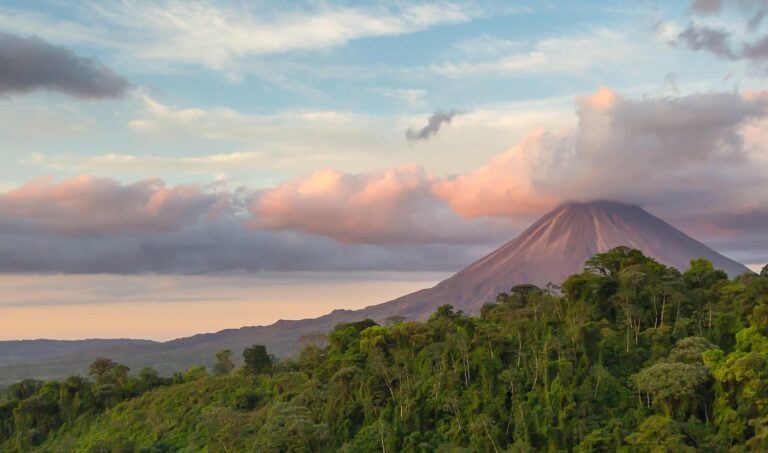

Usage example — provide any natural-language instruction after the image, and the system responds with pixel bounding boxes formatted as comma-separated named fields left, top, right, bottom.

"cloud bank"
left=2, top=87, right=767, bottom=273
left=0, top=31, right=129, bottom=99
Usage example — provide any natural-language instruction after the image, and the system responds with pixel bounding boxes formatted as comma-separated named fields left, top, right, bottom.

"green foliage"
left=213, top=349, right=235, bottom=376
left=0, top=248, right=766, bottom=451
left=232, top=389, right=261, bottom=411
left=243, top=344, right=273, bottom=375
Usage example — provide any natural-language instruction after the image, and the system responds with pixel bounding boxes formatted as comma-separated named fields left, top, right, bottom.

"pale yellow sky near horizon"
left=0, top=272, right=448, bottom=341
left=1, top=264, right=764, bottom=342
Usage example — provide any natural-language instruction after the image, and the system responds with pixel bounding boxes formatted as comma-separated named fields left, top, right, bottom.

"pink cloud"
left=248, top=164, right=504, bottom=244
left=1, top=87, right=767, bottom=272
left=247, top=87, right=768, bottom=248
left=432, top=129, right=564, bottom=217
left=438, top=87, right=768, bottom=217
left=0, top=175, right=228, bottom=235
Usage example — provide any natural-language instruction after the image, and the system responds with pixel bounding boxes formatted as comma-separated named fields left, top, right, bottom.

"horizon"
left=1, top=0, right=768, bottom=341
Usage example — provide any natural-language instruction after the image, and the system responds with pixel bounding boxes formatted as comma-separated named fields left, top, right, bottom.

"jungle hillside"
left=1, top=247, right=767, bottom=452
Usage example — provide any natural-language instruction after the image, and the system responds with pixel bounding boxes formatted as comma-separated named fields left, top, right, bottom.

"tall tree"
left=243, top=345, right=272, bottom=375
left=213, top=349, right=236, bottom=376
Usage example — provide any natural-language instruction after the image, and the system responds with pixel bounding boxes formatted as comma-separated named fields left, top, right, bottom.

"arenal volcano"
left=0, top=201, right=752, bottom=383
left=368, top=201, right=750, bottom=320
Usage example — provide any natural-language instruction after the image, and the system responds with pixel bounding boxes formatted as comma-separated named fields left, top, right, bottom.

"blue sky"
left=1, top=0, right=757, bottom=188
left=1, top=0, right=767, bottom=339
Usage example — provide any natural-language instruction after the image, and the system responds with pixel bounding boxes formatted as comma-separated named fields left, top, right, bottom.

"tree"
left=87, top=357, right=129, bottom=409
left=243, top=345, right=272, bottom=375
left=625, top=416, right=695, bottom=452
left=88, top=358, right=128, bottom=387
left=683, top=258, right=727, bottom=289
left=136, top=367, right=160, bottom=392
left=509, top=283, right=542, bottom=306
left=254, top=403, right=329, bottom=451
left=430, top=304, right=460, bottom=321
left=585, top=246, right=645, bottom=277
left=213, top=349, right=235, bottom=376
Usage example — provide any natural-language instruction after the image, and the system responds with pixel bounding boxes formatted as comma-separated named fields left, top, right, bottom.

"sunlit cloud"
left=6, top=87, right=766, bottom=273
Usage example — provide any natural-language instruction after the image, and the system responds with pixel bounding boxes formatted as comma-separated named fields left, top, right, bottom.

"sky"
left=1, top=0, right=767, bottom=340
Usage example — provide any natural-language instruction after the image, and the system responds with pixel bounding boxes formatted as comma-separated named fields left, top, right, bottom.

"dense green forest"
left=2, top=247, right=767, bottom=452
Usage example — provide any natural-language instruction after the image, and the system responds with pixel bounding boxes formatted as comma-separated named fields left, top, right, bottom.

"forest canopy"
left=1, top=247, right=767, bottom=452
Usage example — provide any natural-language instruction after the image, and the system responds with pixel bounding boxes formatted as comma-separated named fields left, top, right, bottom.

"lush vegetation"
left=2, top=248, right=767, bottom=452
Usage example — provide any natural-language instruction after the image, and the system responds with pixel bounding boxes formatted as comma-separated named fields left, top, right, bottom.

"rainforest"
left=2, top=248, right=767, bottom=452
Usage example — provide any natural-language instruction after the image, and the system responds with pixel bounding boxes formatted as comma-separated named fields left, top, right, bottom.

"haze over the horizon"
left=1, top=0, right=767, bottom=340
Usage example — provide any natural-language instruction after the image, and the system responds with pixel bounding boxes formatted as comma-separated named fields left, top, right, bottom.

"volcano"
left=0, top=201, right=752, bottom=384
left=365, top=201, right=750, bottom=320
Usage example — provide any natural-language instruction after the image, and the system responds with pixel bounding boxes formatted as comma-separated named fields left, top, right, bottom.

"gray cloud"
left=405, top=110, right=460, bottom=142
left=691, top=0, right=766, bottom=15
left=0, top=174, right=501, bottom=274
left=691, top=0, right=724, bottom=14
left=680, top=0, right=768, bottom=70
left=0, top=222, right=491, bottom=274
left=0, top=31, right=129, bottom=99
left=743, top=34, right=768, bottom=60
left=747, top=9, right=766, bottom=31
left=677, top=24, right=736, bottom=59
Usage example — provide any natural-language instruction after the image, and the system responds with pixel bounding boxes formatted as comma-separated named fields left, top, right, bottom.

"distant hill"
left=0, top=339, right=156, bottom=364
left=0, top=201, right=751, bottom=385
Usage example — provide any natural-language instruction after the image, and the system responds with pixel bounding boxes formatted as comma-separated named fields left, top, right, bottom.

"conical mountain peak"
left=369, top=200, right=750, bottom=319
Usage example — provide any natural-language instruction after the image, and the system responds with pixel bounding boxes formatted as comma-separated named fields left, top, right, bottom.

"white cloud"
left=0, top=2, right=481, bottom=72
left=119, top=94, right=576, bottom=180
left=427, top=29, right=651, bottom=77
left=451, top=34, right=526, bottom=59
left=27, top=151, right=267, bottom=176
left=372, top=88, right=427, bottom=107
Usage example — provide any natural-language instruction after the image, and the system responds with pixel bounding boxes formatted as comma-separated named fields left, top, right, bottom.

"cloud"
left=121, top=95, right=411, bottom=178
left=248, top=87, right=768, bottom=254
left=0, top=174, right=495, bottom=274
left=434, top=87, right=768, bottom=218
left=128, top=94, right=382, bottom=150
left=691, top=0, right=767, bottom=15
left=0, top=220, right=486, bottom=275
left=405, top=110, right=461, bottom=141
left=743, top=34, right=768, bottom=59
left=3, top=88, right=768, bottom=272
left=28, top=151, right=268, bottom=176
left=0, top=176, right=229, bottom=235
left=1, top=2, right=478, bottom=72
left=425, top=29, right=650, bottom=78
left=248, top=165, right=503, bottom=244
left=674, top=0, right=768, bottom=71
left=0, top=31, right=129, bottom=99
left=677, top=23, right=736, bottom=59
left=691, top=0, right=724, bottom=14
left=373, top=88, right=426, bottom=107
left=0, top=211, right=487, bottom=276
